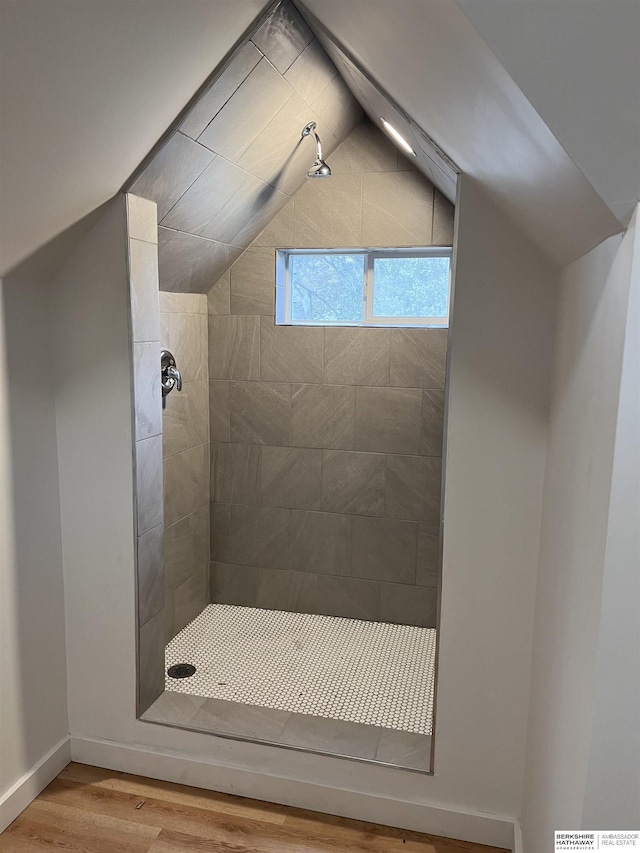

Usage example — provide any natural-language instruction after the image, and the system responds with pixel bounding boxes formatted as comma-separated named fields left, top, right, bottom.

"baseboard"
left=71, top=736, right=516, bottom=850
left=513, top=820, right=524, bottom=853
left=0, top=736, right=71, bottom=832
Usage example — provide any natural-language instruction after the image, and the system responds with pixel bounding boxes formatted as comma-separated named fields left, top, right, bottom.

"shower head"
left=301, top=121, right=331, bottom=178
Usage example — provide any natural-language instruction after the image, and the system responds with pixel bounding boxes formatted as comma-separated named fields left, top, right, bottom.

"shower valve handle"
left=161, top=349, right=182, bottom=397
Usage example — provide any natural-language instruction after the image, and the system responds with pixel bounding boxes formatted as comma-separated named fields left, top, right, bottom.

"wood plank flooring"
left=0, top=763, right=510, bottom=853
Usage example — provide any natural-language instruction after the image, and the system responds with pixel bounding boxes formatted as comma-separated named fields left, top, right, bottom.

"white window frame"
left=276, top=247, right=452, bottom=328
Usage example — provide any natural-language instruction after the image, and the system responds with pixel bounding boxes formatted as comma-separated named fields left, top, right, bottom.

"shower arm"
left=301, top=121, right=324, bottom=161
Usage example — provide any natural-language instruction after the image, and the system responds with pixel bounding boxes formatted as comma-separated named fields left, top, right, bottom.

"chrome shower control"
left=161, top=349, right=182, bottom=397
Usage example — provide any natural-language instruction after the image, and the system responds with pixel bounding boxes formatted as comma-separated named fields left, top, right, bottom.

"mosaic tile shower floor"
left=165, top=604, right=436, bottom=735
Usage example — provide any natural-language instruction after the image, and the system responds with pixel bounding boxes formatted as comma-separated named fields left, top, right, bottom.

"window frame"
left=276, top=246, right=452, bottom=328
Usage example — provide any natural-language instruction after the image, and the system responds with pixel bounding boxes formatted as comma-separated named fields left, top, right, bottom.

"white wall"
left=521, top=214, right=638, bottom=851
left=53, top=180, right=557, bottom=847
left=0, top=277, right=69, bottom=829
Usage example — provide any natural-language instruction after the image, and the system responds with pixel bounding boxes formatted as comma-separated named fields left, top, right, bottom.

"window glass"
left=372, top=256, right=450, bottom=318
left=290, top=253, right=364, bottom=323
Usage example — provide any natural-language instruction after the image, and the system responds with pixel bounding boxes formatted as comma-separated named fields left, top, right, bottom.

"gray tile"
left=237, top=94, right=334, bottom=197
left=253, top=198, right=295, bottom=248
left=191, top=697, right=290, bottom=741
left=137, top=525, right=164, bottom=627
left=251, top=3, right=313, bottom=74
left=289, top=510, right=351, bottom=576
left=351, top=516, right=417, bottom=584
left=128, top=194, right=157, bottom=244
left=315, top=574, right=380, bottom=622
left=198, top=59, right=294, bottom=162
left=136, top=434, right=163, bottom=535
left=291, top=384, right=355, bottom=450
left=133, top=342, right=162, bottom=441
left=230, top=380, right=291, bottom=446
left=421, top=389, right=445, bottom=456
left=162, top=379, right=208, bottom=458
left=208, top=315, right=260, bottom=381
left=261, top=317, right=323, bottom=383
left=230, top=247, right=275, bottom=315
left=210, top=562, right=257, bottom=606
left=158, top=227, right=243, bottom=294
left=171, top=564, right=208, bottom=637
left=161, top=310, right=208, bottom=383
left=362, top=170, right=433, bottom=246
left=323, top=328, right=389, bottom=386
left=294, top=173, right=362, bottom=248
left=322, top=450, right=385, bottom=516
left=130, top=132, right=215, bottom=221
left=159, top=292, right=207, bottom=314
left=284, top=39, right=337, bottom=103
left=389, top=328, right=447, bottom=389
left=355, top=387, right=422, bottom=454
left=228, top=505, right=291, bottom=569
left=138, top=609, right=165, bottom=713
left=212, top=442, right=261, bottom=506
left=379, top=583, right=438, bottom=628
left=163, top=443, right=209, bottom=527
left=385, top=455, right=442, bottom=525
left=311, top=75, right=363, bottom=140
left=375, top=729, right=431, bottom=771
left=207, top=269, right=230, bottom=315
left=432, top=189, right=455, bottom=245
left=209, top=380, right=230, bottom=442
left=261, top=446, right=322, bottom=510
left=210, top=503, right=232, bottom=563
left=330, top=121, right=399, bottom=174
left=129, top=238, right=160, bottom=342
left=416, top=526, right=440, bottom=588
left=180, top=42, right=262, bottom=140
left=162, top=157, right=287, bottom=247
left=255, top=567, right=316, bottom=612
left=280, top=713, right=379, bottom=759
left=142, top=691, right=207, bottom=726
left=164, top=505, right=209, bottom=590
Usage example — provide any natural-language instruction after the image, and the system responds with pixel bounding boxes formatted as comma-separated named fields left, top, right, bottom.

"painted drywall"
left=0, top=0, right=268, bottom=277
left=457, top=0, right=640, bottom=225
left=521, top=220, right=637, bottom=851
left=582, top=210, right=640, bottom=828
left=54, top=174, right=555, bottom=845
left=0, top=277, right=68, bottom=827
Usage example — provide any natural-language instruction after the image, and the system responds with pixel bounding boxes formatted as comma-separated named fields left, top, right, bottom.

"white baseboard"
left=0, top=736, right=71, bottom=833
left=71, top=735, right=516, bottom=851
left=513, top=820, right=524, bottom=853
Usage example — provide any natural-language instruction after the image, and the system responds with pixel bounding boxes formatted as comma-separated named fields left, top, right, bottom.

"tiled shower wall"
left=160, top=293, right=210, bottom=642
left=208, top=121, right=454, bottom=628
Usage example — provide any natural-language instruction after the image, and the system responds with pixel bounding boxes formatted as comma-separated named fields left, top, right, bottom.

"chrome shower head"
left=301, top=121, right=331, bottom=178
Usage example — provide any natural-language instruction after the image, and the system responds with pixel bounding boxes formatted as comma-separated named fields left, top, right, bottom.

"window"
left=275, top=248, right=451, bottom=328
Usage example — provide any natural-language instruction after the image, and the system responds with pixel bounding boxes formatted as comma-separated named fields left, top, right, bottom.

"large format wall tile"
left=310, top=75, right=362, bottom=141
left=433, top=189, right=455, bottom=245
left=136, top=434, right=163, bottom=535
left=230, top=380, right=291, bottom=445
left=171, top=565, right=208, bottom=638
left=158, top=227, right=242, bottom=294
left=421, top=389, right=445, bottom=456
left=198, top=59, right=294, bottom=163
left=211, top=562, right=258, bottom=607
left=260, top=317, right=323, bottom=383
left=261, top=445, right=322, bottom=510
left=226, top=504, right=291, bottom=570
left=289, top=510, right=351, bottom=576
left=180, top=42, right=262, bottom=140
left=212, top=442, right=261, bottom=506
left=208, top=269, right=230, bottom=315
left=362, top=171, right=434, bottom=247
left=355, top=387, right=422, bottom=454
left=161, top=311, right=207, bottom=383
left=133, top=342, right=162, bottom=441
left=351, top=516, right=417, bottom=584
left=417, top=525, right=440, bottom=588
left=389, top=328, right=448, bottom=388
left=253, top=198, right=295, bottom=248
left=129, top=238, right=160, bottom=342
left=294, top=173, right=362, bottom=248
left=322, top=449, right=385, bottom=516
left=130, top=132, right=215, bottom=221
left=329, top=121, right=398, bottom=174
left=137, top=525, right=164, bottom=627
left=127, top=195, right=157, bottom=244
left=291, top=383, right=355, bottom=449
left=159, top=292, right=206, bottom=314
left=385, top=455, right=442, bottom=525
left=251, top=3, right=313, bottom=74
left=164, top=506, right=209, bottom=590
left=256, top=567, right=316, bottom=612
left=163, top=443, right=209, bottom=527
left=284, top=40, right=337, bottom=104
left=209, top=380, right=230, bottom=442
left=379, top=583, right=437, bottom=628
left=139, top=610, right=165, bottom=711
left=208, top=315, right=260, bottom=380
left=162, top=379, right=208, bottom=458
left=315, top=574, right=381, bottom=622
left=323, top=328, right=390, bottom=386
left=230, top=247, right=275, bottom=315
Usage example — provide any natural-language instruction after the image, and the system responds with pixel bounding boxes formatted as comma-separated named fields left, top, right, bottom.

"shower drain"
left=167, top=663, right=196, bottom=679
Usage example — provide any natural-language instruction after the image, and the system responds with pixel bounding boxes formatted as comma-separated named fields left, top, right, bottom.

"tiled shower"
left=128, top=0, right=454, bottom=770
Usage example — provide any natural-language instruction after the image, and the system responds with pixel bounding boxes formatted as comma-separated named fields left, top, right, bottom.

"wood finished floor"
left=0, top=763, right=510, bottom=853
